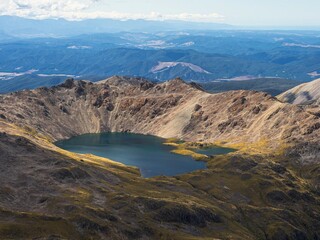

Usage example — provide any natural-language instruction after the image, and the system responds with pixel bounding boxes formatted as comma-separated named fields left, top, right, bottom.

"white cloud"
left=0, top=0, right=224, bottom=22
left=0, top=0, right=96, bottom=19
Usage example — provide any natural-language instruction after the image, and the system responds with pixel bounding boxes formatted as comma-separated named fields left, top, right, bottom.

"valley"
left=1, top=28, right=320, bottom=94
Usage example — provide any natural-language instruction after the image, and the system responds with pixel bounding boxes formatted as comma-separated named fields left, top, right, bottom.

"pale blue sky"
left=93, top=0, right=319, bottom=26
left=1, top=0, right=320, bottom=26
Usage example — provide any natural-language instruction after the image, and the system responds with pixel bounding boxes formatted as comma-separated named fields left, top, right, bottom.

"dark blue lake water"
left=55, top=133, right=234, bottom=178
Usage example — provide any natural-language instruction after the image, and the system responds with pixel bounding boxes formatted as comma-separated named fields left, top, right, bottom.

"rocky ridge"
left=0, top=76, right=319, bottom=152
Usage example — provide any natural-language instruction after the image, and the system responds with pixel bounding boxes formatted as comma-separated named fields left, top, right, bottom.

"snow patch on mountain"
left=67, top=45, right=92, bottom=49
left=180, top=41, right=195, bottom=47
left=0, top=69, right=38, bottom=80
left=37, top=73, right=77, bottom=78
left=150, top=62, right=211, bottom=74
left=308, top=71, right=320, bottom=78
left=283, top=43, right=320, bottom=49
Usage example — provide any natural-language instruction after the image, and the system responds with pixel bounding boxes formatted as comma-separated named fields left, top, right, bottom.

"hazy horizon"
left=1, top=0, right=320, bottom=28
left=1, top=15, right=320, bottom=32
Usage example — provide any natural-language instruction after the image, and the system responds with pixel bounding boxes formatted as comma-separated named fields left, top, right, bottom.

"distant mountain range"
left=0, top=16, right=233, bottom=38
left=202, top=78, right=304, bottom=96
left=0, top=17, right=320, bottom=93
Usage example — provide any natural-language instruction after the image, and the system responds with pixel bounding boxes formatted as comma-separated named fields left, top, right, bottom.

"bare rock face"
left=0, top=76, right=319, bottom=152
left=59, top=78, right=76, bottom=89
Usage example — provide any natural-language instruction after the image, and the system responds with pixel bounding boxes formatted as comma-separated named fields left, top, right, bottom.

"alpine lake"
left=55, top=132, right=235, bottom=178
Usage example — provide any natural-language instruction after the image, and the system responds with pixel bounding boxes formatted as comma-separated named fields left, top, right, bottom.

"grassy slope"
left=0, top=120, right=319, bottom=239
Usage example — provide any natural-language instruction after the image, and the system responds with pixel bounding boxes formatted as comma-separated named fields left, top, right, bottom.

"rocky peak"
left=100, top=76, right=154, bottom=89
left=160, top=77, right=203, bottom=94
left=167, top=77, right=186, bottom=85
left=58, top=78, right=75, bottom=89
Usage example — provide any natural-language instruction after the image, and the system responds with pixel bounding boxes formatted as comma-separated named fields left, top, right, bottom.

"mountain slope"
left=0, top=77, right=319, bottom=239
left=1, top=76, right=318, bottom=149
left=278, top=78, right=320, bottom=105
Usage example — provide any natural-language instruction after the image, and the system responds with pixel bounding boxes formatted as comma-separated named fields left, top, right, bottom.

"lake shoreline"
left=55, top=132, right=235, bottom=178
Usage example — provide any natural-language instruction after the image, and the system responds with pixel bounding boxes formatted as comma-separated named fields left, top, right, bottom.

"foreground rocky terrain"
left=0, top=76, right=319, bottom=239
